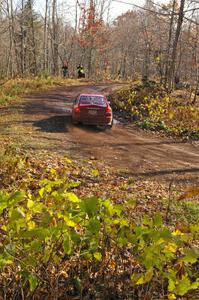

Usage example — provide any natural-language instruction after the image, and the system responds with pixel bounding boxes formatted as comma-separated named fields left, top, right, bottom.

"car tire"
left=107, top=118, right=113, bottom=129
left=97, top=124, right=106, bottom=130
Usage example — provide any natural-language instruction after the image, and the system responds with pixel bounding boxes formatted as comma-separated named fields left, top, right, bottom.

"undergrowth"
left=109, top=82, right=199, bottom=140
left=0, top=147, right=198, bottom=299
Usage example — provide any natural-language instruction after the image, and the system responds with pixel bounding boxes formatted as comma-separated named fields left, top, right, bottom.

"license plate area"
left=88, top=110, right=97, bottom=116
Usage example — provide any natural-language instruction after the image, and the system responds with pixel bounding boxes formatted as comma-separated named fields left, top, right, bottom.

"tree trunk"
left=43, top=0, right=49, bottom=72
left=52, top=0, right=59, bottom=75
left=7, top=0, right=20, bottom=77
left=29, top=1, right=37, bottom=75
left=164, top=0, right=176, bottom=87
left=168, top=0, right=185, bottom=90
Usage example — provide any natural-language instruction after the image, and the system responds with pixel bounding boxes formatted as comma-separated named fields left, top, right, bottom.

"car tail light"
left=74, top=107, right=80, bottom=112
left=106, top=106, right=112, bottom=113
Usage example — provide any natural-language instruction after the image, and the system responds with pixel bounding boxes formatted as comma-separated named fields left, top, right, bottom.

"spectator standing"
left=62, top=61, right=69, bottom=78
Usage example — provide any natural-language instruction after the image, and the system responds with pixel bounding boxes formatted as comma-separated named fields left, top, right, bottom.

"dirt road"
left=1, top=84, right=199, bottom=183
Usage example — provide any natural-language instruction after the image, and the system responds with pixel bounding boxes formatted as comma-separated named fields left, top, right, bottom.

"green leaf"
left=102, top=199, right=114, bottom=216
left=131, top=273, right=141, bottom=285
left=52, top=254, right=61, bottom=264
left=132, top=268, right=153, bottom=285
left=176, top=276, right=192, bottom=296
left=28, top=274, right=38, bottom=292
left=9, top=208, right=25, bottom=222
left=29, top=240, right=43, bottom=252
left=93, top=252, right=102, bottom=261
left=31, top=203, right=43, bottom=214
left=0, top=254, right=13, bottom=268
left=64, top=216, right=76, bottom=228
left=190, top=280, right=199, bottom=290
left=27, top=199, right=34, bottom=209
left=143, top=215, right=152, bottom=227
left=91, top=169, right=99, bottom=177
left=71, top=232, right=81, bottom=243
left=168, top=294, right=176, bottom=300
left=80, top=197, right=99, bottom=217
left=66, top=192, right=79, bottom=203
left=153, top=213, right=162, bottom=227
left=80, top=250, right=92, bottom=260
left=39, top=187, right=45, bottom=198
left=168, top=278, right=176, bottom=292
left=87, top=218, right=100, bottom=234
left=63, top=233, right=71, bottom=255
left=182, top=248, right=199, bottom=264
left=8, top=192, right=26, bottom=208
left=0, top=198, right=8, bottom=214
left=144, top=268, right=154, bottom=283
left=22, top=228, right=50, bottom=240
left=64, top=157, right=72, bottom=164
left=138, top=237, right=145, bottom=250
left=74, top=277, right=82, bottom=293
left=114, top=204, right=124, bottom=216
left=43, top=248, right=51, bottom=263
left=41, top=210, right=53, bottom=226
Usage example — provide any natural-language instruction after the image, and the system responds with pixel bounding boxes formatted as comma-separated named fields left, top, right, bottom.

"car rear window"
left=79, top=95, right=106, bottom=107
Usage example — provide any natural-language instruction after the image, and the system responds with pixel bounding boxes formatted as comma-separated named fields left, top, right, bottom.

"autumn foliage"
left=109, top=82, right=199, bottom=140
left=0, top=147, right=198, bottom=299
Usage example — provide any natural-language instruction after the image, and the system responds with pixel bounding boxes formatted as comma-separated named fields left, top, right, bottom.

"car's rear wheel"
left=107, top=118, right=113, bottom=129
left=97, top=124, right=106, bottom=130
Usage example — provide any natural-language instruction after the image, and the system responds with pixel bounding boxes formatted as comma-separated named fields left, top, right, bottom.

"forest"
left=0, top=0, right=198, bottom=91
left=0, top=0, right=199, bottom=299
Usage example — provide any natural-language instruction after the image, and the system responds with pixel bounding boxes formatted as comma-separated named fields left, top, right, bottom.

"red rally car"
left=71, top=93, right=113, bottom=128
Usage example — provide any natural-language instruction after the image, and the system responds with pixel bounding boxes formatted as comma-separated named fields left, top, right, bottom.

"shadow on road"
left=33, top=115, right=106, bottom=134
left=131, top=167, right=199, bottom=178
left=33, top=115, right=71, bottom=133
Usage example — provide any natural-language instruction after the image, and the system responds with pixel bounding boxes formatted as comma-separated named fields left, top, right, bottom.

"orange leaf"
left=178, top=187, right=199, bottom=200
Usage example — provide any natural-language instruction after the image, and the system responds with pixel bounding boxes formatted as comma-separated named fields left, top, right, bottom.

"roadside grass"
left=109, top=82, right=199, bottom=140
left=0, top=76, right=94, bottom=105
left=180, top=201, right=199, bottom=223
left=0, top=147, right=198, bottom=299
left=0, top=76, right=129, bottom=106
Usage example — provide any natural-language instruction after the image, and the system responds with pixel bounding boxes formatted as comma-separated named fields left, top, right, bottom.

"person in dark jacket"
left=62, top=61, right=69, bottom=78
left=77, top=65, right=85, bottom=78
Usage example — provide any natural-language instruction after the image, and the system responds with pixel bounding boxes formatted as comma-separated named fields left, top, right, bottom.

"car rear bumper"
left=72, top=113, right=112, bottom=125
left=82, top=120, right=112, bottom=125
left=79, top=118, right=112, bottom=125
